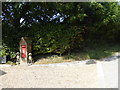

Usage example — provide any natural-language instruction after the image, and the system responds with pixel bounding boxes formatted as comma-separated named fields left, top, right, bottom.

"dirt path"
left=0, top=52, right=119, bottom=89
left=0, top=64, right=98, bottom=88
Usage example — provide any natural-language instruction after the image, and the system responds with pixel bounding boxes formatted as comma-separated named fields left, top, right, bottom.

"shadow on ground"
left=0, top=70, right=6, bottom=76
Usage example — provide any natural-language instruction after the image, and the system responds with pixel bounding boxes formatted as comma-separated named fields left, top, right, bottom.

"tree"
left=2, top=2, right=120, bottom=57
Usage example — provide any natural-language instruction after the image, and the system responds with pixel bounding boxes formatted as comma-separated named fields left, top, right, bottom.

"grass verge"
left=34, top=43, right=120, bottom=64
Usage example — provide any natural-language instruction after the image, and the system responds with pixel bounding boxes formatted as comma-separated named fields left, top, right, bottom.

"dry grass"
left=34, top=55, right=76, bottom=64
left=34, top=43, right=120, bottom=64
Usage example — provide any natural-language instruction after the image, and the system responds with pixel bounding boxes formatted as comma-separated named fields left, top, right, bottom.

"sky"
left=20, top=12, right=64, bottom=24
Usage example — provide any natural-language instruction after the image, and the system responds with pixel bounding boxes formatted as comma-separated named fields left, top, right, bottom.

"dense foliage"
left=2, top=2, right=120, bottom=57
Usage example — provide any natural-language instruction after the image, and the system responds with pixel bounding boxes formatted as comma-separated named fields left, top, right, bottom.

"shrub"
left=32, top=24, right=80, bottom=55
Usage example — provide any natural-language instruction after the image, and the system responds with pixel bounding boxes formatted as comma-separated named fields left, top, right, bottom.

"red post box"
left=21, top=45, right=26, bottom=58
left=19, top=37, right=32, bottom=64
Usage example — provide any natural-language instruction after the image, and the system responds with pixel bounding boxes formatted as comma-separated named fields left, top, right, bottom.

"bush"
left=32, top=24, right=82, bottom=55
left=2, top=22, right=84, bottom=56
left=0, top=45, right=16, bottom=58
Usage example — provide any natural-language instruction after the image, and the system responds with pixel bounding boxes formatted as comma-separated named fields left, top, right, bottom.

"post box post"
left=19, top=37, right=32, bottom=64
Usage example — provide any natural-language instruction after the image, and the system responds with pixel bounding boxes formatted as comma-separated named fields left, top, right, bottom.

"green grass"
left=65, top=42, right=120, bottom=60
left=34, top=43, right=120, bottom=64
left=5, top=61, right=17, bottom=65
left=86, top=43, right=119, bottom=59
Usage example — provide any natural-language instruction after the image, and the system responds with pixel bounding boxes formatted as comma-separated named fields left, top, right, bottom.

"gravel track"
left=0, top=64, right=98, bottom=88
left=0, top=52, right=119, bottom=89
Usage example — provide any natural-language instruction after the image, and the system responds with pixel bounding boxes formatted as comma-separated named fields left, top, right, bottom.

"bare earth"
left=0, top=64, right=98, bottom=88
left=0, top=52, right=119, bottom=89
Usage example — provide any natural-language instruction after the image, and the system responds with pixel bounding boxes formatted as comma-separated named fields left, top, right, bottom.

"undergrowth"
left=34, top=42, right=120, bottom=64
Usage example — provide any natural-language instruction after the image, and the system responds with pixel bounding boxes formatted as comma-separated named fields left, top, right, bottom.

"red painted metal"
left=21, top=45, right=26, bottom=58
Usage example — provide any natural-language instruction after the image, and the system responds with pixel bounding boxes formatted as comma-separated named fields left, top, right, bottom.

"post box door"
left=21, top=45, right=26, bottom=58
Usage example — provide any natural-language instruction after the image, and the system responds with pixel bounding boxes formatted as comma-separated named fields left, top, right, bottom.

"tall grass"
left=67, top=42, right=120, bottom=60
